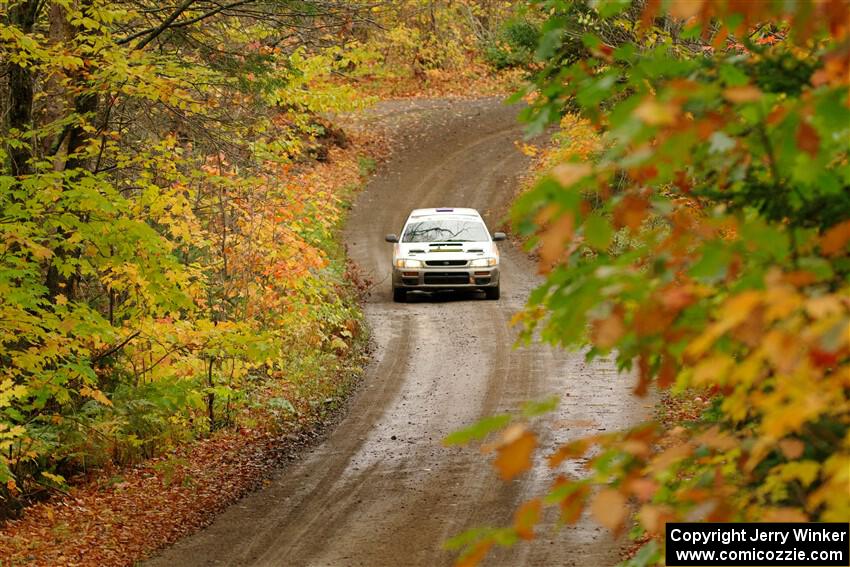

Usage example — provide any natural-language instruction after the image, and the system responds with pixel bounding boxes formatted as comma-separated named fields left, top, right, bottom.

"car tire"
left=393, top=287, right=407, bottom=303
left=485, top=285, right=500, bottom=300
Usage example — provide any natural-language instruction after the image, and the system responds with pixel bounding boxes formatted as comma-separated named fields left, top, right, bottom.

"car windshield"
left=402, top=218, right=489, bottom=243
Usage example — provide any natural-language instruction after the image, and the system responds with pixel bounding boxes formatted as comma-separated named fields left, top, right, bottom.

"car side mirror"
left=492, top=232, right=507, bottom=242
left=385, top=234, right=399, bottom=243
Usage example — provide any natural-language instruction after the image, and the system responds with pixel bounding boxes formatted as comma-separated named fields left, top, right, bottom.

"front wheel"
left=393, top=287, right=407, bottom=303
left=484, top=285, right=500, bottom=300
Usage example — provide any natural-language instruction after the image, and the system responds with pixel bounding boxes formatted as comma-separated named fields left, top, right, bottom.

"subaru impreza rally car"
left=385, top=208, right=505, bottom=302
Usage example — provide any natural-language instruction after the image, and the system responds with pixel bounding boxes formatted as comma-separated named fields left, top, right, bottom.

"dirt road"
left=147, top=98, right=646, bottom=567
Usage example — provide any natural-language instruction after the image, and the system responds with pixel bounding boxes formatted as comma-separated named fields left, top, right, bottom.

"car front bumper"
left=392, top=266, right=500, bottom=289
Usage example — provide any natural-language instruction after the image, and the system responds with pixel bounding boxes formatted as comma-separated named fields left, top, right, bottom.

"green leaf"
left=689, top=241, right=732, bottom=282
left=591, top=0, right=631, bottom=18
left=719, top=64, right=749, bottom=86
left=582, top=33, right=601, bottom=50
left=740, top=219, right=789, bottom=262
left=621, top=540, right=661, bottom=567
left=443, top=414, right=512, bottom=446
left=522, top=396, right=559, bottom=418
left=584, top=214, right=613, bottom=250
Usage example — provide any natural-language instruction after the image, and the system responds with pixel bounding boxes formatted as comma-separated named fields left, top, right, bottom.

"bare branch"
left=118, top=0, right=197, bottom=49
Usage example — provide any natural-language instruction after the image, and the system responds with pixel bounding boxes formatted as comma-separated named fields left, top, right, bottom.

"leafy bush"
left=484, top=20, right=540, bottom=69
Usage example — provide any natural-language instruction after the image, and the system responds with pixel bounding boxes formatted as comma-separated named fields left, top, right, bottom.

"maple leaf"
left=455, top=540, right=493, bottom=567
left=796, top=120, right=820, bottom=157
left=778, top=438, right=805, bottom=459
left=559, top=482, right=590, bottom=525
left=638, top=504, right=673, bottom=535
left=820, top=219, right=850, bottom=256
left=694, top=426, right=736, bottom=452
left=493, top=424, right=537, bottom=481
left=538, top=213, right=574, bottom=273
left=591, top=310, right=625, bottom=349
left=723, top=85, right=762, bottom=103
left=591, top=488, right=627, bottom=532
left=669, top=0, right=705, bottom=20
left=548, top=438, right=590, bottom=468
left=634, top=354, right=652, bottom=396
left=657, top=355, right=677, bottom=389
left=551, top=163, right=592, bottom=187
left=80, top=386, right=112, bottom=407
left=513, top=499, right=541, bottom=540
left=627, top=478, right=659, bottom=502
left=613, top=194, right=649, bottom=232
left=635, top=97, right=679, bottom=125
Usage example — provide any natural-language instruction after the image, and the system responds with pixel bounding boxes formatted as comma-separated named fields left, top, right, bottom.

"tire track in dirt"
left=147, top=98, right=647, bottom=567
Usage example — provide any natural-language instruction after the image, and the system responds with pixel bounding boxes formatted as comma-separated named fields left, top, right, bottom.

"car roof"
left=407, top=207, right=482, bottom=219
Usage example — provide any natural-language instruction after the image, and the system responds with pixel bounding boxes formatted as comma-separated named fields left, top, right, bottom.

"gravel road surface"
left=147, top=98, right=646, bottom=567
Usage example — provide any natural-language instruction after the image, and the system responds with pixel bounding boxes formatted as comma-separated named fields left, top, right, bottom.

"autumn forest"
left=2, top=1, right=850, bottom=566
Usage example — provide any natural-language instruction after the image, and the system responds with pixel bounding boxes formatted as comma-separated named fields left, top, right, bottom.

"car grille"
left=425, top=260, right=468, bottom=267
left=424, top=272, right=470, bottom=285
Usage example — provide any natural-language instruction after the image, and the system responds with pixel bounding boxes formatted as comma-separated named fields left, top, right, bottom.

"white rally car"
left=385, top=208, right=505, bottom=302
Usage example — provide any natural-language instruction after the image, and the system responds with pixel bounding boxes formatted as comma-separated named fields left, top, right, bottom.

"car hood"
left=394, top=241, right=498, bottom=261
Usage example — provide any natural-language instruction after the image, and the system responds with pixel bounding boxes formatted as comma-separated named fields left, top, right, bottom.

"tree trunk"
left=5, top=1, right=40, bottom=177
left=45, top=0, right=99, bottom=302
left=207, top=357, right=216, bottom=433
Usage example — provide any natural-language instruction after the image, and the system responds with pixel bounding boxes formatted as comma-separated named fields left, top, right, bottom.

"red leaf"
left=634, top=354, right=651, bottom=397
left=820, top=219, right=850, bottom=256
left=809, top=347, right=839, bottom=368
left=613, top=194, right=650, bottom=232
left=658, top=354, right=677, bottom=389
left=796, top=120, right=820, bottom=157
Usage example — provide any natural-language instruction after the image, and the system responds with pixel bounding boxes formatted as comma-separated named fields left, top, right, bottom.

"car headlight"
left=395, top=258, right=423, bottom=268
left=469, top=258, right=497, bottom=267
